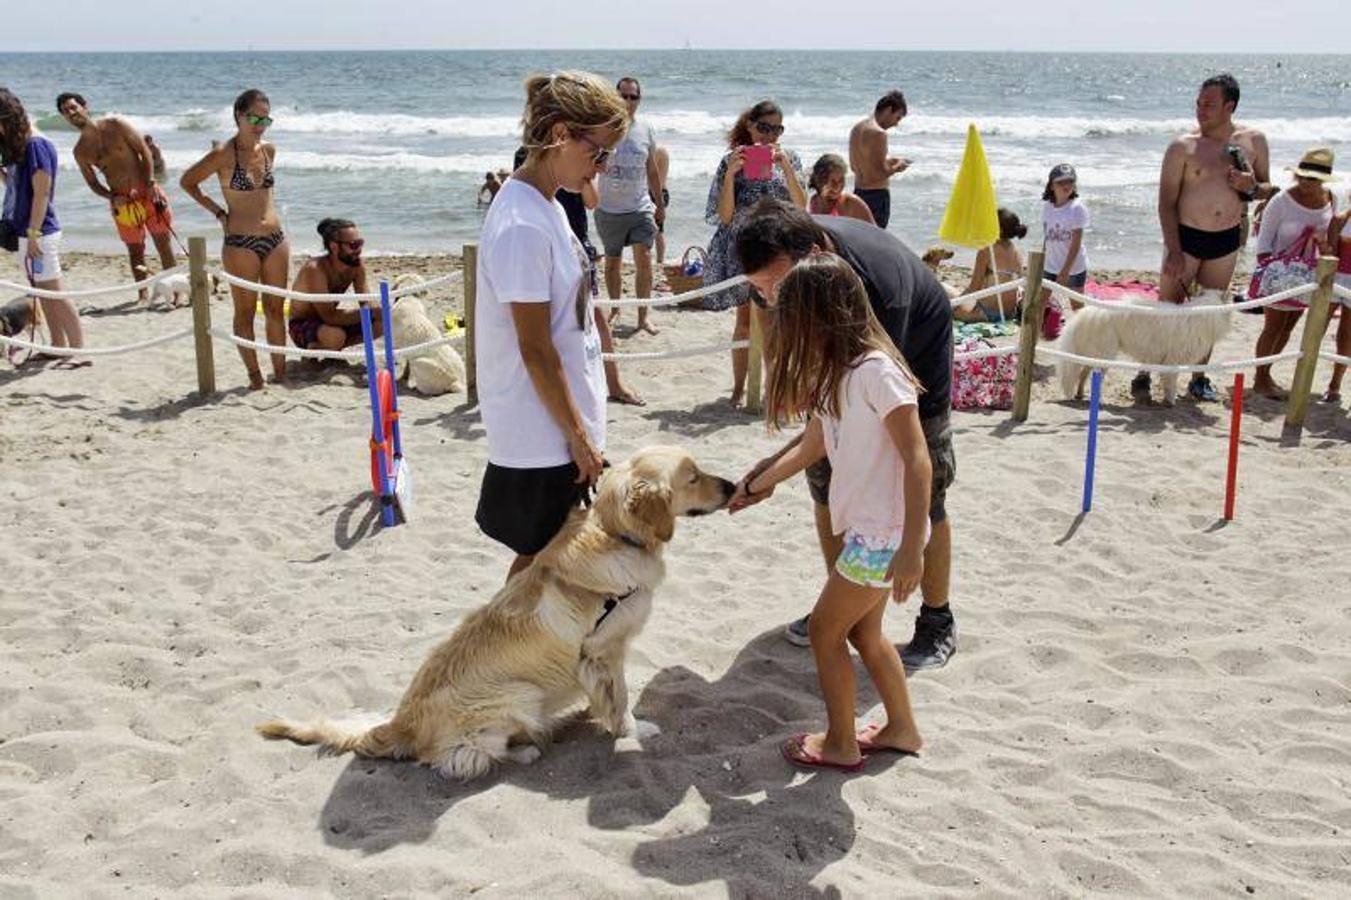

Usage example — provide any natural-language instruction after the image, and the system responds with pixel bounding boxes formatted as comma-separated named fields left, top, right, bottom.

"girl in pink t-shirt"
left=742, top=254, right=930, bottom=771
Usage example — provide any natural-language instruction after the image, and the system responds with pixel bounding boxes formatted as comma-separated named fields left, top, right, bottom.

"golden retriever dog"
left=921, top=246, right=954, bottom=273
left=389, top=274, right=467, bottom=395
left=257, top=446, right=735, bottom=779
left=1057, top=288, right=1231, bottom=405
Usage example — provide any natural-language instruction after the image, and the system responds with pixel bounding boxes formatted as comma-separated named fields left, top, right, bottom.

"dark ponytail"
left=317, top=217, right=355, bottom=250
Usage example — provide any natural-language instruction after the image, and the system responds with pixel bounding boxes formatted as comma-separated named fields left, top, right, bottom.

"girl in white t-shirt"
left=741, top=254, right=929, bottom=771
left=474, top=72, right=629, bottom=577
left=1040, top=163, right=1091, bottom=331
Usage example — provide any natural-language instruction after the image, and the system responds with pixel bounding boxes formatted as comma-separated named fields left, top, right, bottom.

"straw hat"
left=1287, top=147, right=1337, bottom=182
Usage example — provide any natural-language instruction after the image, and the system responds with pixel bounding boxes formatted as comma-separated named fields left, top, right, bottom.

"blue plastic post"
left=1082, top=369, right=1103, bottom=513
left=379, top=281, right=404, bottom=461
left=362, top=306, right=395, bottom=527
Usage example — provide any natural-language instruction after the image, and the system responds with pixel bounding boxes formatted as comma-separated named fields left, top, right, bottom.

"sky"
left=9, top=0, right=1349, bottom=54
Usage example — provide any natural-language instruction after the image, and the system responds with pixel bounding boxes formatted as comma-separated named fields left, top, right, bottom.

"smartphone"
left=742, top=144, right=774, bottom=181
left=1226, top=143, right=1247, bottom=171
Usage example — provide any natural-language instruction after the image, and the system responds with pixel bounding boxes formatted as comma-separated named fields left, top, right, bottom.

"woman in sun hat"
left=1251, top=147, right=1337, bottom=400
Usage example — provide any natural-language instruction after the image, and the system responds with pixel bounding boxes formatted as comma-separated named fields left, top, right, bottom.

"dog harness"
left=591, top=532, right=647, bottom=631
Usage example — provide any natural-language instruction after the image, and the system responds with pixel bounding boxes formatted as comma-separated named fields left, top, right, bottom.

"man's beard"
left=338, top=252, right=361, bottom=267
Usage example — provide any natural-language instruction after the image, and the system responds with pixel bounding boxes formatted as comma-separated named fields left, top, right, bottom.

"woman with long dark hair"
left=0, top=87, right=84, bottom=364
left=702, top=99, right=806, bottom=407
left=181, top=89, right=289, bottom=389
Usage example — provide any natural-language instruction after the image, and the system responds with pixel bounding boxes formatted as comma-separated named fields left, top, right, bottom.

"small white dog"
left=1057, top=288, right=1231, bottom=405
left=151, top=273, right=190, bottom=308
left=388, top=279, right=466, bottom=395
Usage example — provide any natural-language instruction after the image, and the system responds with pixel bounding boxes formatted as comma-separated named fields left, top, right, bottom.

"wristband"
left=27, top=228, right=41, bottom=240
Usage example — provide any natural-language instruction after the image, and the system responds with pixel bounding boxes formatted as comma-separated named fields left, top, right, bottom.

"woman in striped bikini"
left=181, top=89, right=289, bottom=389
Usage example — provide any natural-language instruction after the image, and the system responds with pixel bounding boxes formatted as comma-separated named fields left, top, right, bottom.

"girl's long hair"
left=728, top=99, right=781, bottom=149
left=763, top=253, right=920, bottom=430
left=0, top=88, right=32, bottom=166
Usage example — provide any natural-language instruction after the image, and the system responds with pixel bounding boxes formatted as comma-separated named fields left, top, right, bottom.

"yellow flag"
left=938, top=124, right=999, bottom=249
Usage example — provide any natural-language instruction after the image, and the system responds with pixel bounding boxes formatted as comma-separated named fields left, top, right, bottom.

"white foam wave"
left=117, top=106, right=1351, bottom=144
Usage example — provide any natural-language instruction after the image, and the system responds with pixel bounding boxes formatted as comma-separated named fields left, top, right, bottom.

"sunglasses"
left=338, top=239, right=365, bottom=251
left=572, top=131, right=612, bottom=167
left=620, top=92, right=641, bottom=101
left=753, top=121, right=785, bottom=137
left=245, top=114, right=273, bottom=127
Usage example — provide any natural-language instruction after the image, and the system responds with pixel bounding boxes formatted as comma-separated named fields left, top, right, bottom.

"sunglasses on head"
left=572, top=131, right=612, bottom=166
left=245, top=114, right=273, bottom=127
left=753, top=121, right=785, bottom=137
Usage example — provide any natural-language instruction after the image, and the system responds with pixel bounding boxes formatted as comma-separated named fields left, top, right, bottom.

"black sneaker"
left=900, top=612, right=958, bottom=673
left=1130, top=373, right=1151, bottom=403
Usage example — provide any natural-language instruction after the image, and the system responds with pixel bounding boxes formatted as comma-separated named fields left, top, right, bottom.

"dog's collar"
left=617, top=532, right=646, bottom=550
left=594, top=586, right=639, bottom=631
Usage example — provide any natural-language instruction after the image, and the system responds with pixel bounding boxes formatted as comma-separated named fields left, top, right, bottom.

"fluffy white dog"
left=1056, top=288, right=1231, bottom=405
left=389, top=279, right=466, bottom=395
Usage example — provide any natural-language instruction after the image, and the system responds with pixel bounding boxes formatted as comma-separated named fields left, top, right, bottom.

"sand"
left=2, top=249, right=1350, bottom=898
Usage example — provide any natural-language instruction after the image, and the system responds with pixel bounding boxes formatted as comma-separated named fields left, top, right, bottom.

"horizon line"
left=6, top=47, right=1349, bottom=56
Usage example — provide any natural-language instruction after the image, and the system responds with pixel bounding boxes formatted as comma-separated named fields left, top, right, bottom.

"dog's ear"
left=626, top=478, right=674, bottom=543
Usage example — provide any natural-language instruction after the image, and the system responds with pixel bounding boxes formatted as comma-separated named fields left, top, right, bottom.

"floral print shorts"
left=835, top=528, right=904, bottom=588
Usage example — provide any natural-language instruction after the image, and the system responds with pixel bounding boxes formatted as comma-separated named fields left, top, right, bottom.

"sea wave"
left=45, top=107, right=1351, bottom=144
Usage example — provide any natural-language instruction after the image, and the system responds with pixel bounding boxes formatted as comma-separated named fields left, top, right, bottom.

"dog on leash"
left=389, top=274, right=466, bottom=395
left=257, top=446, right=735, bottom=779
left=1057, top=288, right=1231, bottom=405
left=134, top=265, right=190, bottom=308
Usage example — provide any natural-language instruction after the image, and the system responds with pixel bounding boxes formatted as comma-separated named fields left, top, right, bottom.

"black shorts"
left=805, top=412, right=955, bottom=524
left=1179, top=223, right=1242, bottom=261
left=855, top=188, right=891, bottom=230
left=475, top=462, right=589, bottom=556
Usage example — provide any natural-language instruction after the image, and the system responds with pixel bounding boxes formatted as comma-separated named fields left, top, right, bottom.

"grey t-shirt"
left=597, top=118, right=656, bottom=215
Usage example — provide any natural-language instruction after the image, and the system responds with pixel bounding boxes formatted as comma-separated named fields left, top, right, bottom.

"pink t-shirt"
left=821, top=351, right=921, bottom=536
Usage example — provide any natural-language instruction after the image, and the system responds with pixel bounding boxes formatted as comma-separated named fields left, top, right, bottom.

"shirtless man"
left=288, top=217, right=381, bottom=352
left=848, top=90, right=910, bottom=230
left=56, top=93, right=176, bottom=301
left=1147, top=73, right=1272, bottom=403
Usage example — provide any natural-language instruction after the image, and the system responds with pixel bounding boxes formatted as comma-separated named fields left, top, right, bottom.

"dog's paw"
left=506, top=745, right=542, bottom=766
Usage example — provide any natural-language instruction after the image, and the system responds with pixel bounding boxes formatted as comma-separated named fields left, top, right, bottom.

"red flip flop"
left=856, top=723, right=920, bottom=756
left=781, top=734, right=865, bottom=772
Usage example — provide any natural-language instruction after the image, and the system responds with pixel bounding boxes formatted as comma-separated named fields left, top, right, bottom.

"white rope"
left=1036, top=346, right=1303, bottom=374
left=1045, top=279, right=1315, bottom=315
left=208, top=327, right=461, bottom=362
left=0, top=265, right=189, bottom=300
left=950, top=280, right=1022, bottom=308
left=602, top=339, right=748, bottom=362
left=0, top=327, right=193, bottom=357
left=1319, top=350, right=1351, bottom=367
left=594, top=275, right=748, bottom=309
left=953, top=344, right=1018, bottom=362
left=1333, top=283, right=1351, bottom=302
left=209, top=268, right=463, bottom=304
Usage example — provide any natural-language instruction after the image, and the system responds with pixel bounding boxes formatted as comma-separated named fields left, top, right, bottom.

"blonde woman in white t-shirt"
left=474, top=72, right=629, bottom=579
left=735, top=254, right=928, bottom=772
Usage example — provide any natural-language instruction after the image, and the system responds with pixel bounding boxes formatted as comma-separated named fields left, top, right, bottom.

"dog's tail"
left=255, top=716, right=408, bottom=760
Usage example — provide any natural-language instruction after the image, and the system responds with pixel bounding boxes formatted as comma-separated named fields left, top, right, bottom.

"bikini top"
left=229, top=138, right=275, bottom=192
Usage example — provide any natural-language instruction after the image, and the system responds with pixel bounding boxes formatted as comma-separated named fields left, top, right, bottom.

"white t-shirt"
left=821, top=351, right=922, bottom=536
left=597, top=118, right=657, bottom=215
left=1254, top=189, right=1333, bottom=258
left=1042, top=198, right=1090, bottom=276
left=475, top=178, right=606, bottom=468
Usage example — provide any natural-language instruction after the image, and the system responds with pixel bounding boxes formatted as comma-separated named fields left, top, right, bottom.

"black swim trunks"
left=855, top=188, right=891, bottom=229
left=475, top=462, right=592, bottom=556
left=1179, top=224, right=1242, bottom=261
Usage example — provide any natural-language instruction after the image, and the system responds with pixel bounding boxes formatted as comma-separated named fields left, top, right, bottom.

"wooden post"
left=188, top=236, right=215, bottom=397
left=1284, top=255, right=1337, bottom=429
left=745, top=302, right=764, bottom=414
left=462, top=243, right=478, bottom=401
left=1011, top=249, right=1047, bottom=422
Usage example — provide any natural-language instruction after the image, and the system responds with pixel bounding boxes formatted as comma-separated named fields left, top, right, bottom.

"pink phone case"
left=742, top=144, right=773, bottom=180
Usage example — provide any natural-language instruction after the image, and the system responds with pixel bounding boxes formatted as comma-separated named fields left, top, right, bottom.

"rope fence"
left=4, top=239, right=1346, bottom=433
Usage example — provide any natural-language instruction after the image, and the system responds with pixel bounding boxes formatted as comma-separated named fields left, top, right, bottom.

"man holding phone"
left=595, top=76, right=664, bottom=335
left=848, top=90, right=910, bottom=230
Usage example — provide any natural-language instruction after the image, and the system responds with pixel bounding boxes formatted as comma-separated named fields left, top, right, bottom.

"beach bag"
left=1249, top=225, right=1318, bottom=309
left=951, top=338, right=1017, bottom=410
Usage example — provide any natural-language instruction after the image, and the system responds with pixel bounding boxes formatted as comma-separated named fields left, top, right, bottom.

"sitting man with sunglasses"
left=287, top=217, right=381, bottom=352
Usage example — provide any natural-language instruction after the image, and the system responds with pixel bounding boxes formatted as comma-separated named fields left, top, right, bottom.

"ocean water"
left=3, top=50, right=1349, bottom=267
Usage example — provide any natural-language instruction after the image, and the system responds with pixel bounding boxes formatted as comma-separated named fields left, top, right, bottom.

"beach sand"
left=2, top=250, right=1349, bottom=897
